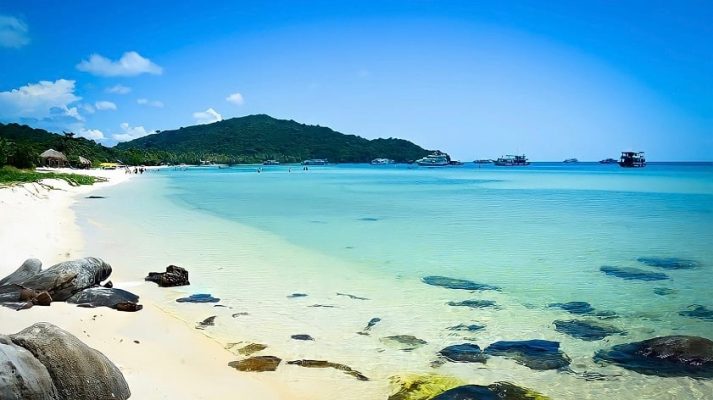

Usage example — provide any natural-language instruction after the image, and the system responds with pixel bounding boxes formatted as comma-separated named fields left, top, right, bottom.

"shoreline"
left=0, top=168, right=288, bottom=399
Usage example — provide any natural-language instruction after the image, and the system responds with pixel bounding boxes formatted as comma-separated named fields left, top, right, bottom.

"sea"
left=75, top=162, right=713, bottom=399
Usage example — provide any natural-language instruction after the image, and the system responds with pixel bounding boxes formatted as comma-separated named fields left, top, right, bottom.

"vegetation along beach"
left=1, top=2, right=712, bottom=399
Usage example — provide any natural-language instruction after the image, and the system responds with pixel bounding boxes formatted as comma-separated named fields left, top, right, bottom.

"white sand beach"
left=0, top=169, right=289, bottom=399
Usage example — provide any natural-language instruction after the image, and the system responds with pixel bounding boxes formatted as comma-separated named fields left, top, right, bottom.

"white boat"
left=371, top=158, right=395, bottom=165
left=302, top=159, right=328, bottom=165
left=416, top=152, right=450, bottom=166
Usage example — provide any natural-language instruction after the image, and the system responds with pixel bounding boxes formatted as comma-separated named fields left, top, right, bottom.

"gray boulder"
left=18, top=257, right=112, bottom=301
left=66, top=287, right=140, bottom=311
left=0, top=258, right=42, bottom=286
left=10, top=322, right=130, bottom=399
left=0, top=335, right=59, bottom=400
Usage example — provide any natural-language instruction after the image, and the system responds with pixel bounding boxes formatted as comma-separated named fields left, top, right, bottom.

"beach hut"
left=77, top=156, right=92, bottom=169
left=39, top=149, right=68, bottom=167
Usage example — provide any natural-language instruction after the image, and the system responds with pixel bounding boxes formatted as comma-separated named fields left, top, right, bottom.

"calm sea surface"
left=77, top=162, right=713, bottom=399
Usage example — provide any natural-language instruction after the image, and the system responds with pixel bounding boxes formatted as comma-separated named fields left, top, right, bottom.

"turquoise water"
left=77, top=163, right=713, bottom=399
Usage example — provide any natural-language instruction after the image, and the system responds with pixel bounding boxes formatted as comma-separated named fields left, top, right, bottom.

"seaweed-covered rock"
left=176, top=293, right=220, bottom=303
left=0, top=258, right=42, bottom=286
left=447, top=300, right=498, bottom=309
left=432, top=382, right=550, bottom=400
left=287, top=359, right=368, bottom=381
left=549, top=301, right=595, bottom=314
left=66, top=287, right=140, bottom=311
left=9, top=323, right=130, bottom=399
left=637, top=257, right=701, bottom=270
left=422, top=276, right=500, bottom=291
left=484, top=340, right=570, bottom=370
left=0, top=335, right=59, bottom=400
left=679, top=305, right=713, bottom=321
left=439, top=343, right=487, bottom=363
left=358, top=317, right=381, bottom=335
left=600, top=266, right=668, bottom=281
left=380, top=335, right=428, bottom=351
left=14, top=258, right=112, bottom=301
left=229, top=356, right=281, bottom=372
left=653, top=287, right=676, bottom=296
left=145, top=265, right=189, bottom=287
left=237, top=343, right=267, bottom=356
left=388, top=374, right=464, bottom=400
left=594, top=335, right=713, bottom=378
left=553, top=320, right=624, bottom=341
left=196, top=316, right=216, bottom=329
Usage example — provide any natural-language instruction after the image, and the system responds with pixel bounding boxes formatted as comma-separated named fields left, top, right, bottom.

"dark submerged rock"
left=549, top=301, right=595, bottom=315
left=66, top=287, right=140, bottom=310
left=9, top=322, right=130, bottom=399
left=196, top=316, right=216, bottom=329
left=448, top=324, right=486, bottom=332
left=229, top=356, right=281, bottom=372
left=0, top=335, right=59, bottom=400
left=287, top=293, right=307, bottom=298
left=484, top=340, right=571, bottom=370
left=439, top=343, right=487, bottom=363
left=145, top=265, right=189, bottom=287
left=422, top=276, right=500, bottom=291
left=14, top=257, right=112, bottom=301
left=553, top=320, right=624, bottom=341
left=291, top=334, right=314, bottom=341
left=653, top=287, right=676, bottom=296
left=380, top=335, right=428, bottom=351
left=0, top=258, right=42, bottom=286
left=600, top=266, right=669, bottom=281
left=594, top=335, right=713, bottom=378
left=336, top=292, right=370, bottom=300
left=679, top=305, right=713, bottom=321
left=447, top=299, right=498, bottom=309
left=358, top=317, right=382, bottom=335
left=637, top=257, right=701, bottom=270
left=432, top=382, right=550, bottom=400
left=287, top=359, right=369, bottom=381
left=85, top=195, right=106, bottom=199
left=176, top=293, right=220, bottom=303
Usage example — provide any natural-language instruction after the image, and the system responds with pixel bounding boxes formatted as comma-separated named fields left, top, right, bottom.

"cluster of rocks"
left=0, top=322, right=130, bottom=399
left=0, top=257, right=141, bottom=312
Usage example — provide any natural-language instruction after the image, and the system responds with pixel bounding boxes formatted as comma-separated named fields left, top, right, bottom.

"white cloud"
left=0, top=79, right=81, bottom=121
left=226, top=92, right=244, bottom=106
left=106, top=84, right=131, bottom=94
left=76, top=51, right=163, bottom=77
left=95, top=100, right=117, bottom=111
left=193, top=108, right=222, bottom=124
left=81, top=103, right=95, bottom=114
left=0, top=15, right=29, bottom=48
left=137, top=98, right=164, bottom=108
left=112, top=122, right=155, bottom=142
left=78, top=128, right=105, bottom=140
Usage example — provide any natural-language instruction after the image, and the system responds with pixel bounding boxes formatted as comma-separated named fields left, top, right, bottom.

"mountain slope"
left=116, top=114, right=430, bottom=163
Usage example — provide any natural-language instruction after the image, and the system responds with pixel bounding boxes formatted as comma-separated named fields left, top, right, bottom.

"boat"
left=370, top=158, right=395, bottom=165
left=599, top=158, right=618, bottom=164
left=473, top=159, right=493, bottom=164
left=302, top=159, right=328, bottom=165
left=449, top=160, right=464, bottom=166
left=263, top=160, right=280, bottom=165
left=415, top=152, right=450, bottom=166
left=494, top=154, right=530, bottom=166
left=618, top=151, right=646, bottom=168
left=563, top=158, right=578, bottom=163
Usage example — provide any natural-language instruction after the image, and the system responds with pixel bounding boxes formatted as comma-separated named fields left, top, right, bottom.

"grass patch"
left=0, top=166, right=105, bottom=187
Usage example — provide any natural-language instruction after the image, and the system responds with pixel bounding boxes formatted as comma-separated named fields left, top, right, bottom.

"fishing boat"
left=563, top=158, right=578, bottom=163
left=263, top=160, right=280, bottom=165
left=370, top=158, right=395, bottom=165
left=599, top=158, right=618, bottom=164
left=416, top=152, right=450, bottom=166
left=473, top=159, right=493, bottom=164
left=302, top=159, right=328, bottom=165
left=494, top=154, right=530, bottom=166
left=618, top=151, right=646, bottom=168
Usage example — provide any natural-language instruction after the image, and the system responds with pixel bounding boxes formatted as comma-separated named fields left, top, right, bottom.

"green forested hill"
left=117, top=114, right=430, bottom=163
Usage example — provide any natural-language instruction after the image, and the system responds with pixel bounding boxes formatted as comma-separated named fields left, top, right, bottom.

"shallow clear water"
left=77, top=163, right=713, bottom=399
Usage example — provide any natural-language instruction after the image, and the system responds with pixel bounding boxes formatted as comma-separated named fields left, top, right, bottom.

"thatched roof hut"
left=78, top=156, right=92, bottom=167
left=39, top=149, right=68, bottom=167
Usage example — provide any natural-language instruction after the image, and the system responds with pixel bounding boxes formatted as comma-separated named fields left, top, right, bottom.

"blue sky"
left=0, top=1, right=711, bottom=160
